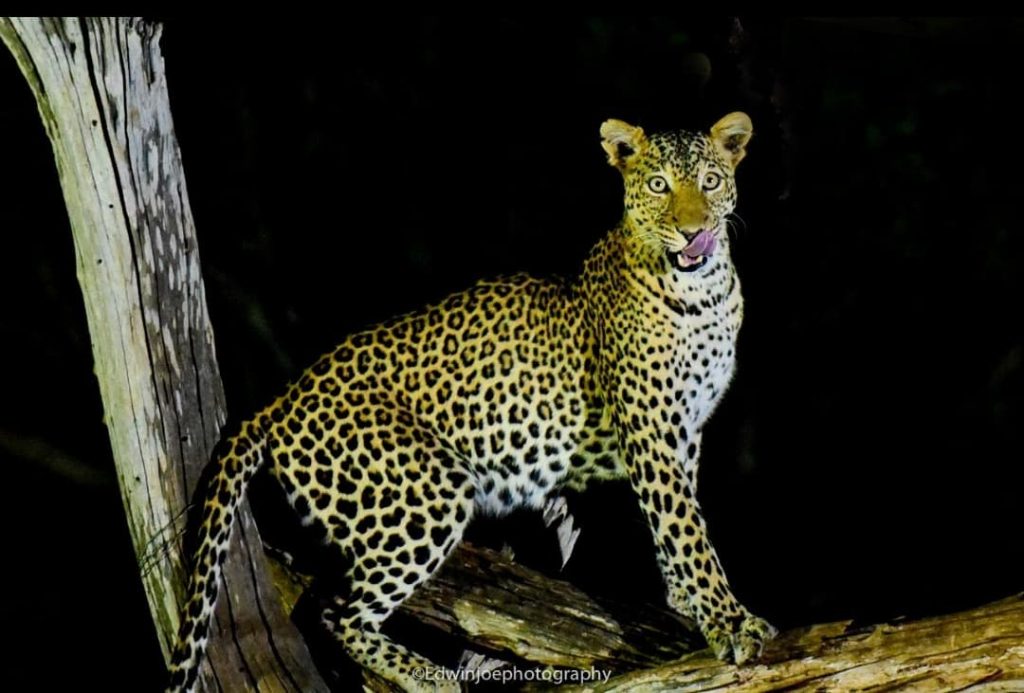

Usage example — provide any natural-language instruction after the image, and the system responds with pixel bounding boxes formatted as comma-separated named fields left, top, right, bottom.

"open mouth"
left=669, top=229, right=717, bottom=272
left=670, top=253, right=708, bottom=272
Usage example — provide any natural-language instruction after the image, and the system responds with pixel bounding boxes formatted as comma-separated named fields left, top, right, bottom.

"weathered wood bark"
left=399, top=544, right=698, bottom=670
left=269, top=543, right=700, bottom=672
left=574, top=594, right=1024, bottom=691
left=0, top=17, right=327, bottom=692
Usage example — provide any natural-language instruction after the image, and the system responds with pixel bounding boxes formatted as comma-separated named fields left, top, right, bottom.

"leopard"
left=166, top=111, right=776, bottom=692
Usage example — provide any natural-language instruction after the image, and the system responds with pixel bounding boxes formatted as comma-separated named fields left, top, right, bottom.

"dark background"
left=1, top=17, right=1022, bottom=690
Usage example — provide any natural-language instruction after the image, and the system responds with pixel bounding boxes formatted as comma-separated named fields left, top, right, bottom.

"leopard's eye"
left=647, top=176, right=669, bottom=194
left=702, top=171, right=722, bottom=192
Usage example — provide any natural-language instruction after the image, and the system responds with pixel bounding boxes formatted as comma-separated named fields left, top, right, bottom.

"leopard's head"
left=601, top=112, right=752, bottom=273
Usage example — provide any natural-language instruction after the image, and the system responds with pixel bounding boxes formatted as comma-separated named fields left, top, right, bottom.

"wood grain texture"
left=570, top=594, right=1024, bottom=691
left=0, top=17, right=327, bottom=692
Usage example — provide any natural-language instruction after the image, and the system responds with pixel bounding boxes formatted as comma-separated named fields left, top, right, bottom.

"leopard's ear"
left=601, top=119, right=648, bottom=170
left=710, top=112, right=753, bottom=168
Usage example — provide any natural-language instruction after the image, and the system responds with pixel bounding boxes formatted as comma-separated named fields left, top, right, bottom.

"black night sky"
left=1, top=17, right=1022, bottom=690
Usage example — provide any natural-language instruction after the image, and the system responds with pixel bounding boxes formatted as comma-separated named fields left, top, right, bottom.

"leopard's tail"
left=165, top=408, right=273, bottom=693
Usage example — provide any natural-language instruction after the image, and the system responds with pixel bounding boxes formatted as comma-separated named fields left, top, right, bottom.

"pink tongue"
left=682, top=230, right=717, bottom=258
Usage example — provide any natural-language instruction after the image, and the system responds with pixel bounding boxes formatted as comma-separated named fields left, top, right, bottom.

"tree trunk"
left=0, top=17, right=327, bottom=693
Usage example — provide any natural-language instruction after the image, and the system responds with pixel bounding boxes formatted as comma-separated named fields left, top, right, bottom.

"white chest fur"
left=671, top=263, right=743, bottom=428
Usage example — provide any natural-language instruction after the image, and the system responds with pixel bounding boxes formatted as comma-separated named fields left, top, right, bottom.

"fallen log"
left=269, top=541, right=1024, bottom=691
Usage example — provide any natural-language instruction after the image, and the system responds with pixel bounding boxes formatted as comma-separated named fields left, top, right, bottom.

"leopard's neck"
left=577, top=225, right=739, bottom=320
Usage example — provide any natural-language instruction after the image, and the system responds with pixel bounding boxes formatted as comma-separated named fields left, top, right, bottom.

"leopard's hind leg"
left=283, top=426, right=476, bottom=692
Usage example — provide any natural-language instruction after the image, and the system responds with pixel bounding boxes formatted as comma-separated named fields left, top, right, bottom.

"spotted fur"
left=166, top=112, right=775, bottom=692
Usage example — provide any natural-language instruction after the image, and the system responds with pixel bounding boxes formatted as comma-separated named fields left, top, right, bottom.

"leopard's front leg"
left=614, top=407, right=776, bottom=664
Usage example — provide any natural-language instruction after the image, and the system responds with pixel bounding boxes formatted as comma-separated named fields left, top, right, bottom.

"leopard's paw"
left=705, top=611, right=777, bottom=665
